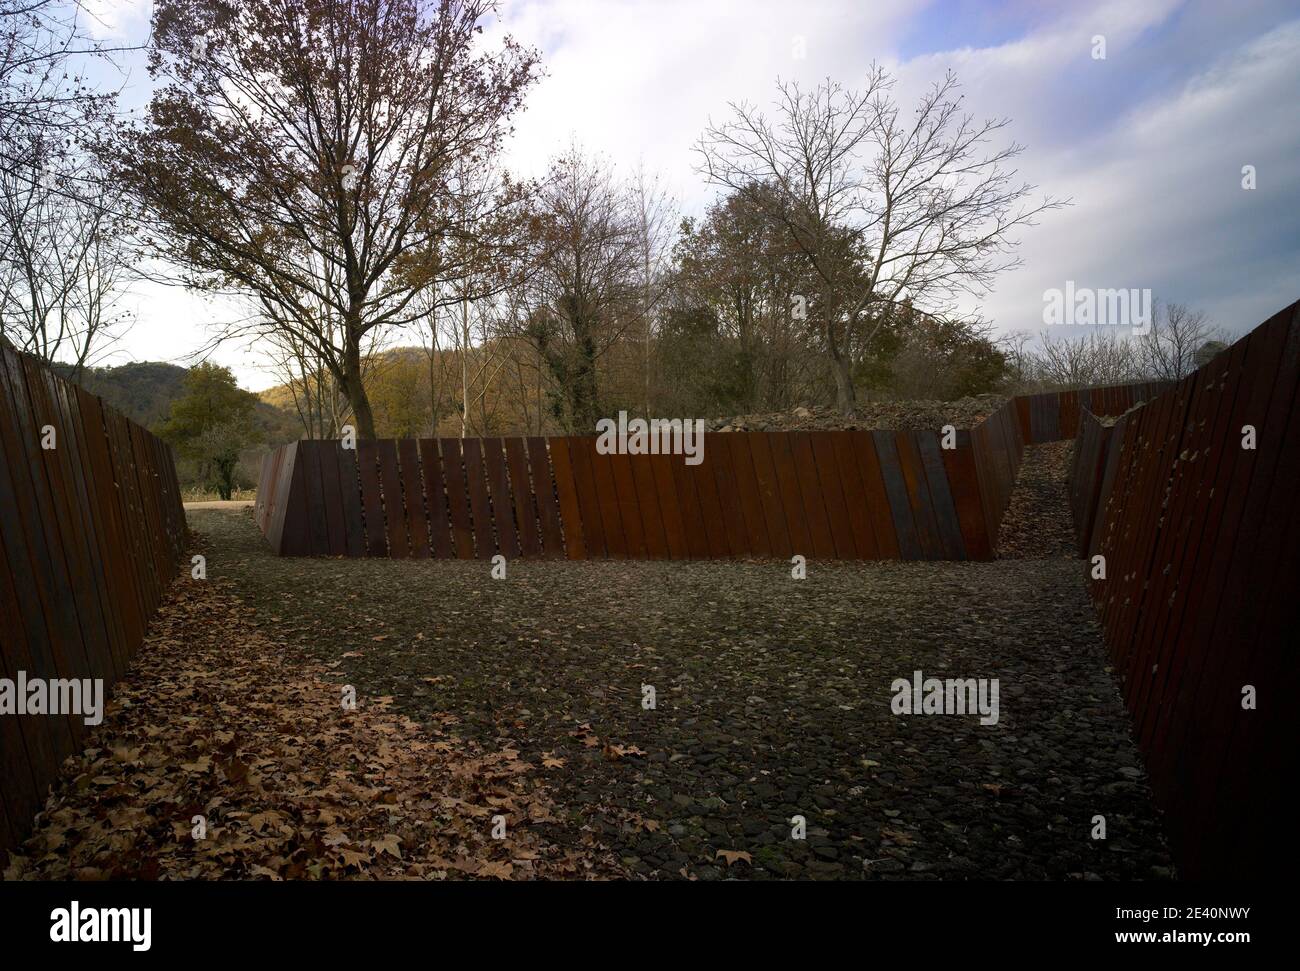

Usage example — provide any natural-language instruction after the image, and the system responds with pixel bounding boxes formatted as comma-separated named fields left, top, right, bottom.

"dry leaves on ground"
left=3, top=564, right=625, bottom=881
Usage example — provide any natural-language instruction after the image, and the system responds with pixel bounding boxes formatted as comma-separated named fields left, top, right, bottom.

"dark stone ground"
left=187, top=453, right=1171, bottom=879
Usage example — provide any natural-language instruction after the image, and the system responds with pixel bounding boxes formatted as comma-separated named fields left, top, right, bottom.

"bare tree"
left=513, top=149, right=644, bottom=432
left=0, top=148, right=133, bottom=376
left=631, top=162, right=675, bottom=415
left=103, top=0, right=540, bottom=439
left=696, top=66, right=1063, bottom=414
left=1138, top=299, right=1222, bottom=381
left=1, top=0, right=125, bottom=172
left=1031, top=329, right=1145, bottom=389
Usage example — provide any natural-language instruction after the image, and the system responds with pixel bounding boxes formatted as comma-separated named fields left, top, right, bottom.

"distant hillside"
left=55, top=360, right=300, bottom=444
left=54, top=361, right=189, bottom=427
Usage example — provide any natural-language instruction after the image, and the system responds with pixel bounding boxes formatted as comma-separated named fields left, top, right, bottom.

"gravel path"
left=186, top=508, right=1171, bottom=880
left=997, top=442, right=1078, bottom=559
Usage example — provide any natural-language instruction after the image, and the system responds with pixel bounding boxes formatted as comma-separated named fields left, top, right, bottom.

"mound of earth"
left=709, top=394, right=1007, bottom=433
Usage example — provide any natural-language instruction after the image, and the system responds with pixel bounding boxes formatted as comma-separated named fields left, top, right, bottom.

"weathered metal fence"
left=0, top=343, right=186, bottom=857
left=1068, top=299, right=1299, bottom=879
left=1016, top=381, right=1172, bottom=444
left=255, top=383, right=1163, bottom=563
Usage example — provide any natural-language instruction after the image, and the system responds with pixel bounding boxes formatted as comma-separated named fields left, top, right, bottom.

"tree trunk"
left=341, top=332, right=377, bottom=440
left=825, top=318, right=857, bottom=416
left=460, top=294, right=470, bottom=438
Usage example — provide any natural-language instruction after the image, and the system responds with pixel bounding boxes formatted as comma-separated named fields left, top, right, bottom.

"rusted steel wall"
left=0, top=343, right=186, bottom=857
left=1070, top=299, right=1300, bottom=879
left=1017, top=381, right=1173, bottom=444
left=256, top=430, right=993, bottom=562
left=967, top=398, right=1025, bottom=554
left=1068, top=409, right=1131, bottom=558
left=255, top=381, right=1173, bottom=565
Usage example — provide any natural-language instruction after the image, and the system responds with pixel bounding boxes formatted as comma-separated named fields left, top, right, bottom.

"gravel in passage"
left=997, top=442, right=1079, bottom=560
left=188, top=508, right=1171, bottom=880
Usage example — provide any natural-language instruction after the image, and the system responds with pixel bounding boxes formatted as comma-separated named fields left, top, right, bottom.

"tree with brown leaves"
left=103, top=0, right=539, bottom=439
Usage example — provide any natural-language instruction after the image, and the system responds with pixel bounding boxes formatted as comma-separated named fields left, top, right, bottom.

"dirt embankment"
left=708, top=394, right=1008, bottom=433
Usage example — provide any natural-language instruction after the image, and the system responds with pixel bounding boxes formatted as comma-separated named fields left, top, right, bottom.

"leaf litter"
left=3, top=554, right=625, bottom=881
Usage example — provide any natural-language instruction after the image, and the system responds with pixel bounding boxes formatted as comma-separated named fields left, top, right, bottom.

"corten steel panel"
left=482, top=438, right=520, bottom=559
left=356, top=440, right=387, bottom=557
left=22, top=358, right=113, bottom=687
left=1015, top=396, right=1031, bottom=443
left=629, top=450, right=669, bottom=558
left=574, top=440, right=615, bottom=558
left=1, top=352, right=92, bottom=747
left=546, top=437, right=586, bottom=559
left=337, top=446, right=366, bottom=558
left=1130, top=364, right=1232, bottom=742
left=669, top=445, right=710, bottom=559
left=527, top=437, right=566, bottom=557
left=54, top=376, right=127, bottom=679
left=438, top=438, right=476, bottom=560
left=1059, top=390, right=1080, bottom=440
left=1, top=348, right=185, bottom=855
left=830, top=432, right=877, bottom=559
left=1073, top=301, right=1299, bottom=879
left=460, top=437, right=495, bottom=559
left=1221, top=470, right=1300, bottom=874
left=281, top=442, right=314, bottom=557
left=1146, top=340, right=1252, bottom=764
left=1175, top=309, right=1299, bottom=875
left=375, top=441, right=410, bottom=558
left=763, top=432, right=812, bottom=557
left=269, top=442, right=299, bottom=554
left=587, top=440, right=627, bottom=558
left=708, top=435, right=750, bottom=557
left=254, top=446, right=279, bottom=542
left=649, top=452, right=690, bottom=559
left=940, top=430, right=990, bottom=560
left=1125, top=378, right=1203, bottom=721
left=0, top=565, right=50, bottom=850
left=254, top=449, right=276, bottom=532
left=872, top=431, right=922, bottom=559
left=1090, top=415, right=1131, bottom=560
left=851, top=430, right=901, bottom=560
left=727, top=435, right=773, bottom=558
left=1043, top=392, right=1062, bottom=443
left=564, top=436, right=604, bottom=557
left=30, top=365, right=117, bottom=683
left=128, top=422, right=168, bottom=594
left=896, top=432, right=943, bottom=560
left=1069, top=410, right=1114, bottom=557
left=1114, top=388, right=1187, bottom=683
left=398, top=439, right=430, bottom=558
left=419, top=439, right=453, bottom=559
left=0, top=372, right=68, bottom=828
left=808, top=432, right=856, bottom=559
left=74, top=388, right=144, bottom=651
left=1099, top=393, right=1168, bottom=672
left=106, top=411, right=152, bottom=603
left=505, top=438, right=542, bottom=557
left=609, top=453, right=647, bottom=558
left=748, top=433, right=793, bottom=557
left=688, top=436, right=730, bottom=557
left=917, top=432, right=966, bottom=560
left=789, top=432, right=835, bottom=559
left=565, top=436, right=605, bottom=558
left=314, top=442, right=346, bottom=555
left=301, top=441, right=331, bottom=556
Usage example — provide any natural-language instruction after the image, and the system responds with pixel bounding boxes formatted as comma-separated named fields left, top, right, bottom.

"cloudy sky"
left=82, top=0, right=1300, bottom=390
